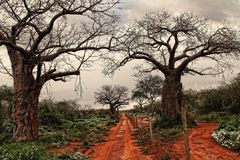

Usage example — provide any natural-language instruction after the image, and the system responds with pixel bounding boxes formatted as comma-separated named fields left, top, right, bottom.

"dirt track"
left=88, top=114, right=152, bottom=160
left=48, top=116, right=240, bottom=160
left=163, top=122, right=240, bottom=160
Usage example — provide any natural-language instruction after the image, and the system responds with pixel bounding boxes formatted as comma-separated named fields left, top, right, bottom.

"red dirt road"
left=160, top=122, right=240, bottom=160
left=88, top=115, right=152, bottom=160
left=47, top=117, right=240, bottom=160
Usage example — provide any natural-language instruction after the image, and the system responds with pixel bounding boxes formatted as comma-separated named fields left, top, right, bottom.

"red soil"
left=88, top=114, right=153, bottom=160
left=152, top=122, right=240, bottom=160
left=47, top=116, right=240, bottom=160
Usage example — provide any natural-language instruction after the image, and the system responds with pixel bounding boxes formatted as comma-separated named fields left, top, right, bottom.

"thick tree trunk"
left=161, top=73, right=182, bottom=121
left=13, top=88, right=41, bottom=141
left=161, top=72, right=195, bottom=126
left=9, top=50, right=42, bottom=141
left=110, top=106, right=116, bottom=117
left=110, top=106, right=119, bottom=118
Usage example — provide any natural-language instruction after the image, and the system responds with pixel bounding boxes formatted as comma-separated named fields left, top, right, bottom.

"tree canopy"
left=0, top=0, right=119, bottom=82
left=132, top=74, right=163, bottom=107
left=105, top=11, right=240, bottom=121
left=0, top=0, right=120, bottom=141
left=107, top=11, right=240, bottom=76
left=95, top=85, right=129, bottom=116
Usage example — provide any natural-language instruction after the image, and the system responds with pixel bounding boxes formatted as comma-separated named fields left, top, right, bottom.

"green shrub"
left=153, top=118, right=181, bottom=129
left=40, top=112, right=63, bottom=129
left=211, top=115, right=240, bottom=151
left=212, top=129, right=240, bottom=151
left=0, top=142, right=46, bottom=160
left=0, top=121, right=13, bottom=143
left=40, top=132, right=68, bottom=145
left=218, top=115, right=240, bottom=131
left=185, top=75, right=240, bottom=115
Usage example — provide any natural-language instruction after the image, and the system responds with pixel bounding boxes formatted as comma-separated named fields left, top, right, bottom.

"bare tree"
left=106, top=11, right=240, bottom=121
left=0, top=0, right=119, bottom=141
left=95, top=85, right=129, bottom=117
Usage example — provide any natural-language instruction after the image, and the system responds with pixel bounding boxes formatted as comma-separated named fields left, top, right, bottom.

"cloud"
left=2, top=0, right=240, bottom=105
left=120, top=0, right=240, bottom=23
left=185, top=0, right=240, bottom=22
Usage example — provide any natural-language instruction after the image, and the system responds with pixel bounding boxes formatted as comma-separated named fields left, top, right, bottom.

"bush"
left=40, top=113, right=63, bottom=129
left=0, top=85, right=13, bottom=133
left=0, top=121, right=13, bottom=143
left=40, top=133, right=68, bottom=145
left=0, top=142, right=46, bottom=160
left=153, top=117, right=181, bottom=129
left=211, top=115, right=240, bottom=151
left=218, top=115, right=240, bottom=131
left=39, top=99, right=63, bottom=129
left=184, top=75, right=240, bottom=115
left=212, top=129, right=240, bottom=151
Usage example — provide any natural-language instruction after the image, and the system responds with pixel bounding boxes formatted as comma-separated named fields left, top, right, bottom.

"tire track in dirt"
left=88, top=114, right=152, bottom=160
left=170, top=122, right=240, bottom=160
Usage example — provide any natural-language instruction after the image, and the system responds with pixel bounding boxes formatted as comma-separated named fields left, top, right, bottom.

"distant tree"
left=183, top=89, right=199, bottom=112
left=107, top=11, right=240, bottom=121
left=131, top=90, right=147, bottom=109
left=132, top=74, right=163, bottom=108
left=0, top=0, right=119, bottom=141
left=95, top=85, right=129, bottom=117
left=0, top=85, right=13, bottom=105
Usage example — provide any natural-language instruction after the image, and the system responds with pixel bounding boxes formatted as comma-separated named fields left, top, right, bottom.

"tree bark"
left=161, top=72, right=182, bottom=121
left=13, top=88, right=41, bottom=141
left=161, top=72, right=195, bottom=126
left=9, top=49, right=42, bottom=142
left=110, top=106, right=117, bottom=118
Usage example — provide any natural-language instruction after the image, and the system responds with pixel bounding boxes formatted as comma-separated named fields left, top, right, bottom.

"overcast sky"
left=1, top=0, right=240, bottom=108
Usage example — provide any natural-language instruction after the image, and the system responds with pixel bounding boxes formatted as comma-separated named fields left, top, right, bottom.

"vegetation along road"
left=152, top=122, right=240, bottom=160
left=88, top=115, right=240, bottom=160
left=88, top=114, right=153, bottom=160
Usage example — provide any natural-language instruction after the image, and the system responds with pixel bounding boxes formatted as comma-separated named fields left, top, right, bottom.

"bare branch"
left=95, top=85, right=130, bottom=112
left=0, top=58, right=12, bottom=76
left=42, top=70, right=80, bottom=83
left=184, top=67, right=223, bottom=76
left=107, top=11, right=240, bottom=78
left=0, top=0, right=119, bottom=85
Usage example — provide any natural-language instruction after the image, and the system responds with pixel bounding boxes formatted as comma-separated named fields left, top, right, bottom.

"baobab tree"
left=0, top=0, right=119, bottom=141
left=106, top=11, right=240, bottom=121
left=95, top=85, right=129, bottom=117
